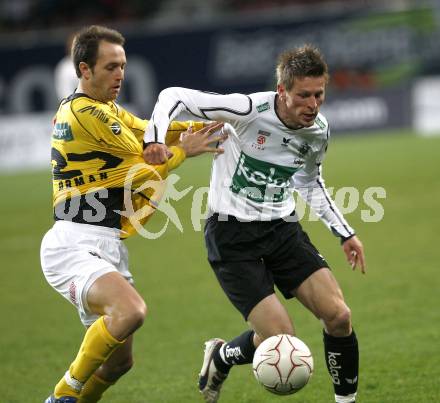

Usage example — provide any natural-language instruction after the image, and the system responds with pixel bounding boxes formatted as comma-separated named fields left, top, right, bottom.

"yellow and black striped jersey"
left=51, top=93, right=202, bottom=238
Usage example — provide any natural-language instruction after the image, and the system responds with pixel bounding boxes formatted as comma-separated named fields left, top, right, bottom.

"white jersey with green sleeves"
left=145, top=88, right=355, bottom=239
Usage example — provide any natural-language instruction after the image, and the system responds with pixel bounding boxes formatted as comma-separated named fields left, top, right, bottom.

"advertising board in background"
left=1, top=4, right=439, bottom=170
left=0, top=113, right=52, bottom=172
left=412, top=77, right=440, bottom=136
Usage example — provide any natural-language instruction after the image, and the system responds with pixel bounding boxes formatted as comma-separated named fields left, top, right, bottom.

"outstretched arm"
left=143, top=87, right=252, bottom=164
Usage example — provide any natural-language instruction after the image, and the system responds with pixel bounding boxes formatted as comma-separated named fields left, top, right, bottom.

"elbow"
left=160, top=87, right=182, bottom=97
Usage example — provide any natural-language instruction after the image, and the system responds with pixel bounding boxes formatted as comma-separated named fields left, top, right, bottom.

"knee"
left=324, top=305, right=352, bottom=336
left=115, top=300, right=147, bottom=334
left=129, top=300, right=147, bottom=331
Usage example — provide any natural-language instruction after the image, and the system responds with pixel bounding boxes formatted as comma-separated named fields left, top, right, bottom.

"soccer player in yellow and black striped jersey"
left=41, top=25, right=225, bottom=403
left=52, top=90, right=208, bottom=238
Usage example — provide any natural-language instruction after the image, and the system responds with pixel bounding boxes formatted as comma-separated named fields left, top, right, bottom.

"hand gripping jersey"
left=51, top=93, right=202, bottom=238
left=144, top=88, right=355, bottom=240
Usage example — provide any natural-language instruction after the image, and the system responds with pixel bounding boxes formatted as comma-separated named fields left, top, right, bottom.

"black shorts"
left=204, top=213, right=329, bottom=320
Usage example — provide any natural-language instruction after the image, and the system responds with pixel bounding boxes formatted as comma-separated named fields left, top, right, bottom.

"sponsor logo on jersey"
left=256, top=102, right=270, bottom=113
left=230, top=152, right=298, bottom=203
left=281, top=137, right=293, bottom=146
left=53, top=122, right=74, bottom=141
left=78, top=105, right=110, bottom=123
left=110, top=122, right=121, bottom=135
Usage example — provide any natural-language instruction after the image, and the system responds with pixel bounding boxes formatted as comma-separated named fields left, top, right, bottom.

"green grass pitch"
left=0, top=131, right=439, bottom=402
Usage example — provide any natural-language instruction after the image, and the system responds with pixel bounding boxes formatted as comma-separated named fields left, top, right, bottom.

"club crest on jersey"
left=298, top=142, right=311, bottom=156
left=252, top=130, right=270, bottom=150
left=110, top=122, right=121, bottom=135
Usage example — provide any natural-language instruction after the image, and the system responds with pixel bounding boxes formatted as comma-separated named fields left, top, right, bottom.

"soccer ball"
left=252, top=334, right=313, bottom=395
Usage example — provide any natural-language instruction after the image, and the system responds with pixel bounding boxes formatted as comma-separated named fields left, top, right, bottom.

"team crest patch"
left=110, top=122, right=121, bottom=135
left=252, top=134, right=266, bottom=150
left=251, top=129, right=271, bottom=150
left=298, top=142, right=311, bottom=156
left=256, top=102, right=270, bottom=113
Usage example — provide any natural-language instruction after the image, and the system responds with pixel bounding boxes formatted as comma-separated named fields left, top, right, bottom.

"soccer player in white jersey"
left=144, top=45, right=366, bottom=403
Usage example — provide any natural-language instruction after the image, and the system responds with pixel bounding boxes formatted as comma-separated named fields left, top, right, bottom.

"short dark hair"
left=72, top=25, right=125, bottom=78
left=276, top=45, right=329, bottom=90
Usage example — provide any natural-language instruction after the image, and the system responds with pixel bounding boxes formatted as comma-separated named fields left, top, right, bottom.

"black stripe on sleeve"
left=167, top=95, right=253, bottom=121
left=167, top=99, right=204, bottom=120
left=134, top=190, right=158, bottom=208
left=200, top=96, right=253, bottom=120
left=316, top=164, right=353, bottom=237
left=168, top=101, right=183, bottom=118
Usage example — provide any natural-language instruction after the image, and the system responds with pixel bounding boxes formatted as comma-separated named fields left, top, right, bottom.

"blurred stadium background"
left=0, top=0, right=439, bottom=402
left=2, top=0, right=440, bottom=170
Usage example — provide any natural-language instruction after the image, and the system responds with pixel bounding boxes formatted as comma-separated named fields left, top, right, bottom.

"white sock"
left=64, top=370, right=83, bottom=393
left=335, top=392, right=357, bottom=403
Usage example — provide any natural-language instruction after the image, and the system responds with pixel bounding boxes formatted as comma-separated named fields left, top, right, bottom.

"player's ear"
left=277, top=84, right=286, bottom=100
left=79, top=62, right=91, bottom=79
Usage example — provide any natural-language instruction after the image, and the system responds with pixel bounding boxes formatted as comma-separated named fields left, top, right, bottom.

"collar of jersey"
left=63, top=92, right=110, bottom=105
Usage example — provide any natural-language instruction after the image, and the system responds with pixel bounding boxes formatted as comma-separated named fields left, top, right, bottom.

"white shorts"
left=40, top=220, right=133, bottom=326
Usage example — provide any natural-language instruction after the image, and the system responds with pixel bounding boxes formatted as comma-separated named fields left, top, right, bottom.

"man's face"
left=277, top=76, right=326, bottom=128
left=87, top=40, right=126, bottom=102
